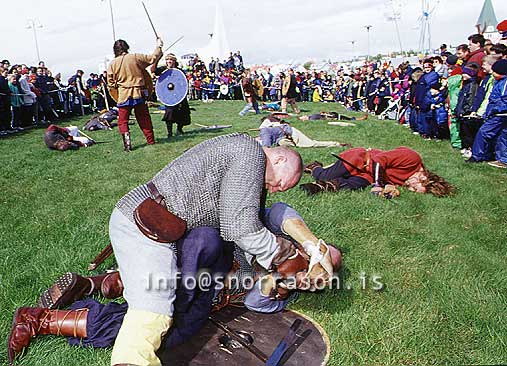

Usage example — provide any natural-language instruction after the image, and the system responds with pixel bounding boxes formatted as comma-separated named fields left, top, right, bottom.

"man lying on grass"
left=298, top=111, right=368, bottom=121
left=302, top=146, right=454, bottom=198
left=8, top=202, right=341, bottom=364
left=257, top=115, right=350, bottom=148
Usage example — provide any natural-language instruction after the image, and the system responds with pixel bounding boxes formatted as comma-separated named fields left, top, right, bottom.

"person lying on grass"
left=298, top=111, right=368, bottom=121
left=257, top=115, right=350, bottom=148
left=44, top=124, right=95, bottom=151
left=7, top=202, right=341, bottom=365
left=301, top=146, right=454, bottom=198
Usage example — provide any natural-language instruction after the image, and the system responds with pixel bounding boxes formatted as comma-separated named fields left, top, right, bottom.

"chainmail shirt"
left=116, top=133, right=266, bottom=241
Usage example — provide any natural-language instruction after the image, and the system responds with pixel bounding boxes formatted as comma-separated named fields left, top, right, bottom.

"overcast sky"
left=0, top=0, right=505, bottom=79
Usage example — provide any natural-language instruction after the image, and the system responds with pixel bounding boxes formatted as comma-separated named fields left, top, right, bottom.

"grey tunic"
left=115, top=133, right=266, bottom=241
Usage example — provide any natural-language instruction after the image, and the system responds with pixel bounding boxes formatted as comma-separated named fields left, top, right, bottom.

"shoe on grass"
left=487, top=160, right=507, bottom=169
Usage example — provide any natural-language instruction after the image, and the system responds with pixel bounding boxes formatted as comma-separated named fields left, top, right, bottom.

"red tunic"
left=45, top=124, right=69, bottom=136
left=339, top=147, right=424, bottom=185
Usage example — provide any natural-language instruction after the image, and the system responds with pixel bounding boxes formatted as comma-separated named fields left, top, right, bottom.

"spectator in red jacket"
left=467, top=34, right=486, bottom=79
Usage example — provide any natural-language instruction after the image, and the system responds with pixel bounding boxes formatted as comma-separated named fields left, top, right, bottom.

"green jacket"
left=9, top=83, right=23, bottom=108
left=447, top=74, right=462, bottom=113
left=477, top=75, right=495, bottom=117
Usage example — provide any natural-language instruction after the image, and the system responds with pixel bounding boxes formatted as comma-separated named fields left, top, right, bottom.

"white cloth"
left=290, top=127, right=342, bottom=148
left=66, top=126, right=92, bottom=145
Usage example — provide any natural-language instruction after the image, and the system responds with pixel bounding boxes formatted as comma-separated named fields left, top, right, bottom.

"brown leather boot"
left=303, top=161, right=323, bottom=175
left=300, top=179, right=341, bottom=195
left=122, top=132, right=132, bottom=152
left=38, top=271, right=124, bottom=309
left=8, top=307, right=88, bottom=365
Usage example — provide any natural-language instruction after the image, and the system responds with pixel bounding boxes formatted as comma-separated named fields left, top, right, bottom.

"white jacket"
left=19, top=75, right=37, bottom=105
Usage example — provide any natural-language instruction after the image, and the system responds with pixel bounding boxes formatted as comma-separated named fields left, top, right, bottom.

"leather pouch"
left=133, top=198, right=187, bottom=243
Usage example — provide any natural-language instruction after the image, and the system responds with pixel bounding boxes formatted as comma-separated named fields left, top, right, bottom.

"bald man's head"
left=263, top=146, right=303, bottom=193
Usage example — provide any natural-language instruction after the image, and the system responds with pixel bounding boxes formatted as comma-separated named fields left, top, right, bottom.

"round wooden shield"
left=253, top=79, right=264, bottom=98
left=159, top=306, right=330, bottom=366
left=155, top=68, right=189, bottom=107
left=108, top=69, right=153, bottom=102
left=282, top=76, right=290, bottom=96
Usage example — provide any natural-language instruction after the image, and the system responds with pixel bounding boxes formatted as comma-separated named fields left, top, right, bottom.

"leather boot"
left=122, top=132, right=132, bottom=152
left=303, top=161, right=323, bottom=175
left=300, top=179, right=341, bottom=195
left=38, top=271, right=124, bottom=309
left=8, top=307, right=88, bottom=365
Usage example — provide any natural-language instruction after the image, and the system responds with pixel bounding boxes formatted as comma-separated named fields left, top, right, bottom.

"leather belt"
left=147, top=181, right=166, bottom=208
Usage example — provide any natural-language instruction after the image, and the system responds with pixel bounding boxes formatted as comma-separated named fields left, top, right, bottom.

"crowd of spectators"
left=2, top=21, right=507, bottom=169
left=0, top=60, right=111, bottom=136
left=329, top=25, right=507, bottom=168
left=182, top=51, right=246, bottom=101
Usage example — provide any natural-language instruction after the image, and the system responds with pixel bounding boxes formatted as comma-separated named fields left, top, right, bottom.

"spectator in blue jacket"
left=469, top=59, right=507, bottom=164
left=366, top=70, right=381, bottom=113
left=415, top=59, right=440, bottom=138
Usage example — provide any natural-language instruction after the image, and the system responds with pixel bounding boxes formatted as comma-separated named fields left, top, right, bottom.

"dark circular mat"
left=160, top=306, right=330, bottom=366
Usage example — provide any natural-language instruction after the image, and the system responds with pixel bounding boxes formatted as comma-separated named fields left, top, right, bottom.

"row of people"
left=0, top=60, right=113, bottom=136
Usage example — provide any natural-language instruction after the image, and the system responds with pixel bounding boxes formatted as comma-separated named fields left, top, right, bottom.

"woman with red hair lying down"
left=301, top=146, right=454, bottom=198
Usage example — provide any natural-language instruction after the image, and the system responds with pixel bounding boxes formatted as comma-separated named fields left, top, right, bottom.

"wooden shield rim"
left=289, top=309, right=331, bottom=366
left=253, top=79, right=264, bottom=98
left=282, top=76, right=290, bottom=95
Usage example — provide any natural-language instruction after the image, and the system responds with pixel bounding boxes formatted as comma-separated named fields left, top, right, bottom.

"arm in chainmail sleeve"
left=219, top=147, right=278, bottom=269
left=235, top=228, right=279, bottom=270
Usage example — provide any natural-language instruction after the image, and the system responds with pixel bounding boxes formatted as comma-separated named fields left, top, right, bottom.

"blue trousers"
left=417, top=110, right=431, bottom=136
left=70, top=227, right=233, bottom=349
left=471, top=116, right=507, bottom=161
left=495, top=127, right=507, bottom=163
left=69, top=203, right=301, bottom=349
left=408, top=107, right=418, bottom=132
left=311, top=160, right=370, bottom=190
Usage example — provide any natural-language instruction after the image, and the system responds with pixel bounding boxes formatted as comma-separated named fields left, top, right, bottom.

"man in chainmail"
left=8, top=202, right=342, bottom=364
left=109, top=132, right=330, bottom=366
left=7, top=134, right=337, bottom=366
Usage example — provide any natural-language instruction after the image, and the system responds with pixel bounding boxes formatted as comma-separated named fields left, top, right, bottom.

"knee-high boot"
left=8, top=307, right=88, bottom=364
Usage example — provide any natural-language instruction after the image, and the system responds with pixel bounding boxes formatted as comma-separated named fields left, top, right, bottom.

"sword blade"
left=141, top=1, right=158, bottom=38
left=265, top=319, right=302, bottom=366
left=331, top=152, right=368, bottom=174
left=163, top=36, right=184, bottom=53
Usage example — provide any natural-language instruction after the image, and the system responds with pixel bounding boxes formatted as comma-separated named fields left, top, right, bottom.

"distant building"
left=476, top=0, right=499, bottom=41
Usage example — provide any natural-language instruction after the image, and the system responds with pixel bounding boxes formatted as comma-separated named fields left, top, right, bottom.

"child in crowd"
left=429, top=83, right=449, bottom=139
left=455, top=64, right=480, bottom=153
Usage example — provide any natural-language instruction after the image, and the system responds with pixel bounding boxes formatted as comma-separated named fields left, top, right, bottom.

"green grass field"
left=1, top=100, right=506, bottom=365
